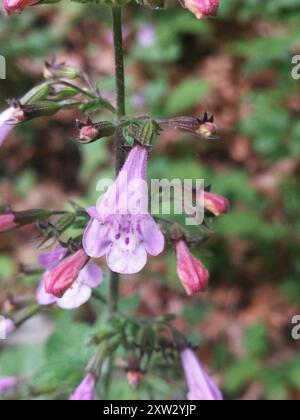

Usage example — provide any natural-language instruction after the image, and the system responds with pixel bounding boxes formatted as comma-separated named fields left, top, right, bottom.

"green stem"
left=109, top=5, right=127, bottom=320
left=112, top=4, right=126, bottom=173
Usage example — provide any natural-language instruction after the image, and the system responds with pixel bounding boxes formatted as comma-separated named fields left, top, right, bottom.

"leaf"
left=164, top=79, right=211, bottom=116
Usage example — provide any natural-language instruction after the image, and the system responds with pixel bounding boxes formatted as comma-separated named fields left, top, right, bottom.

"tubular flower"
left=83, top=145, right=165, bottom=275
left=69, top=373, right=95, bottom=401
left=181, top=348, right=223, bottom=400
left=0, top=377, right=17, bottom=394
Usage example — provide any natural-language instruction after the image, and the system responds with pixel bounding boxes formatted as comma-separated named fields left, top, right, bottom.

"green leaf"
left=164, top=79, right=211, bottom=116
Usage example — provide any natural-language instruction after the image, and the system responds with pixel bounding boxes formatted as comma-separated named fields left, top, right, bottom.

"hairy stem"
left=109, top=5, right=127, bottom=320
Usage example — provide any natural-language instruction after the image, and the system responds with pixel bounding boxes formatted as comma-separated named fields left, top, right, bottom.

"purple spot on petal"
left=125, top=237, right=130, bottom=246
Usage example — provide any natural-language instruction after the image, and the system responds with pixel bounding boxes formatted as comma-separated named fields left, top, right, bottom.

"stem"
left=109, top=5, right=127, bottom=320
left=112, top=4, right=126, bottom=173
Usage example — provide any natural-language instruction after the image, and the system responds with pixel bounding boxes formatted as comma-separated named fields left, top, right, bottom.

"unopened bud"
left=167, top=112, right=218, bottom=140
left=44, top=60, right=81, bottom=80
left=182, top=0, right=220, bottom=19
left=127, top=369, right=144, bottom=387
left=203, top=191, right=229, bottom=216
left=2, top=0, right=40, bottom=15
left=21, top=82, right=53, bottom=105
left=76, top=118, right=116, bottom=144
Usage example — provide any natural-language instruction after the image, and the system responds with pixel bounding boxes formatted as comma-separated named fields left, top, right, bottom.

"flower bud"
left=127, top=369, right=144, bottom=387
left=197, top=113, right=218, bottom=139
left=0, top=213, right=18, bottom=233
left=204, top=191, right=229, bottom=216
left=76, top=118, right=116, bottom=144
left=48, top=85, right=79, bottom=101
left=43, top=60, right=81, bottom=80
left=175, top=240, right=209, bottom=296
left=44, top=249, right=89, bottom=298
left=20, top=82, right=53, bottom=105
left=2, top=0, right=40, bottom=15
left=166, top=112, right=218, bottom=140
left=182, top=0, right=220, bottom=19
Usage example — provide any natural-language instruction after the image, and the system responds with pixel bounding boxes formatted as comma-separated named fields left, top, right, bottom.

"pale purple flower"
left=181, top=348, right=223, bottom=400
left=69, top=373, right=95, bottom=401
left=0, top=377, right=17, bottom=394
left=4, top=319, right=16, bottom=336
left=83, top=145, right=165, bottom=275
left=137, top=25, right=156, bottom=48
left=0, top=318, right=16, bottom=340
left=0, top=107, right=15, bottom=147
left=36, top=245, right=103, bottom=310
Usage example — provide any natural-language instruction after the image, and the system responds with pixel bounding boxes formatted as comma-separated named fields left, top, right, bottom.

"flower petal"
left=83, top=219, right=111, bottom=258
left=107, top=242, right=147, bottom=274
left=38, top=245, right=68, bottom=270
left=36, top=276, right=57, bottom=306
left=78, top=263, right=103, bottom=288
left=140, top=216, right=165, bottom=256
left=0, top=108, right=15, bottom=147
left=57, top=283, right=92, bottom=310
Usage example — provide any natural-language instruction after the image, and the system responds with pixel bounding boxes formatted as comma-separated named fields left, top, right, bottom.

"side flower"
left=0, top=377, right=17, bottom=395
left=0, top=107, right=19, bottom=147
left=36, top=245, right=103, bottom=308
left=36, top=245, right=103, bottom=309
left=69, top=373, right=95, bottom=401
left=175, top=240, right=209, bottom=295
left=181, top=348, right=223, bottom=400
left=83, top=145, right=165, bottom=274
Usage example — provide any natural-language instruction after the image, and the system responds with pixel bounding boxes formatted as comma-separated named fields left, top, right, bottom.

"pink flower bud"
left=204, top=191, right=229, bottom=216
left=175, top=240, right=209, bottom=296
left=183, top=0, right=220, bottom=19
left=0, top=214, right=18, bottom=233
left=44, top=249, right=89, bottom=298
left=2, top=0, right=39, bottom=15
left=127, top=370, right=144, bottom=387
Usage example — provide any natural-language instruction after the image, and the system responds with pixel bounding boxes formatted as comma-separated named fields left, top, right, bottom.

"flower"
left=137, top=25, right=156, bottom=48
left=204, top=191, right=229, bottom=216
left=127, top=370, right=143, bottom=387
left=0, top=319, right=16, bottom=338
left=0, top=213, right=18, bottom=233
left=36, top=245, right=103, bottom=308
left=69, top=373, right=95, bottom=401
left=0, top=108, right=15, bottom=147
left=2, top=0, right=39, bottom=15
left=0, top=377, right=17, bottom=394
left=183, top=0, right=220, bottom=19
left=4, top=319, right=16, bottom=335
left=175, top=240, right=209, bottom=295
left=83, top=145, right=165, bottom=274
left=180, top=348, right=223, bottom=400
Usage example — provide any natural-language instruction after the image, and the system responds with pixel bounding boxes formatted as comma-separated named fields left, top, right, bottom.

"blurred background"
left=1, top=0, right=300, bottom=400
